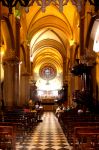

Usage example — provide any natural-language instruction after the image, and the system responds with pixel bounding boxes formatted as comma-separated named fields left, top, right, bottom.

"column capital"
left=21, top=72, right=30, bottom=76
left=3, top=50, right=20, bottom=65
left=21, top=68, right=30, bottom=76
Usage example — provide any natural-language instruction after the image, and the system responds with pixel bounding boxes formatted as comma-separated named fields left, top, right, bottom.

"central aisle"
left=16, top=112, right=73, bottom=150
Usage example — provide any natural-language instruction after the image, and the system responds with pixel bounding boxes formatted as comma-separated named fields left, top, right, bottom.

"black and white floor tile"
left=16, top=112, right=73, bottom=150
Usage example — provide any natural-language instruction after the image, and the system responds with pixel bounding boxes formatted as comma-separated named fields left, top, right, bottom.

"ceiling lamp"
left=0, top=0, right=99, bottom=14
left=89, top=0, right=99, bottom=12
left=0, top=0, right=83, bottom=13
left=0, top=0, right=30, bottom=13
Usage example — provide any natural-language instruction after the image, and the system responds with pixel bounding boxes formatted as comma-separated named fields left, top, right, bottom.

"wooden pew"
left=73, top=126, right=99, bottom=150
left=0, top=111, right=38, bottom=140
left=67, top=121, right=99, bottom=145
left=59, top=111, right=99, bottom=145
left=0, top=121, right=26, bottom=142
left=0, top=125, right=16, bottom=150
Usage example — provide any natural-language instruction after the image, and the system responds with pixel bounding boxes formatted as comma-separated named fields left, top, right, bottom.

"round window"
left=39, top=65, right=57, bottom=80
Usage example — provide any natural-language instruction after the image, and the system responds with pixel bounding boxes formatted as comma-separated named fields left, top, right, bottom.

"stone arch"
left=27, top=15, right=73, bottom=43
left=1, top=16, right=15, bottom=50
left=32, top=39, right=66, bottom=60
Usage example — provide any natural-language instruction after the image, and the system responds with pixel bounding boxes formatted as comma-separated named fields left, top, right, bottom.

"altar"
left=41, top=98, right=56, bottom=111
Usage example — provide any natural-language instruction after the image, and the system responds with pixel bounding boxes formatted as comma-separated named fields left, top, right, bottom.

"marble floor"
left=16, top=112, right=73, bottom=150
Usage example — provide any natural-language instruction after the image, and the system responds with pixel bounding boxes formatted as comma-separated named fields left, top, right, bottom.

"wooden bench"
left=0, top=125, right=16, bottom=150
left=0, top=110, right=39, bottom=141
left=73, top=126, right=99, bottom=150
left=59, top=111, right=99, bottom=145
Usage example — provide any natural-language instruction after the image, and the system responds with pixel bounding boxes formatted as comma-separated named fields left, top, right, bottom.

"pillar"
left=63, top=60, right=66, bottom=83
left=15, top=18, right=20, bottom=57
left=20, top=72, right=30, bottom=106
left=26, top=45, right=31, bottom=73
left=79, top=0, right=86, bottom=55
left=3, top=50, right=20, bottom=107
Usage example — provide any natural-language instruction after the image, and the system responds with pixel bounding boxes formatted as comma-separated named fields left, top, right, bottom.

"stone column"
left=63, top=60, right=66, bottom=83
left=20, top=71, right=30, bottom=106
left=15, top=18, right=20, bottom=58
left=0, top=60, right=1, bottom=101
left=0, top=3, right=2, bottom=101
left=3, top=50, right=20, bottom=107
left=79, top=0, right=86, bottom=55
left=26, top=45, right=31, bottom=73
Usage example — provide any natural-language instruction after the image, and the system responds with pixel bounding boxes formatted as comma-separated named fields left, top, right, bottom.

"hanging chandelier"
left=89, top=0, right=99, bottom=12
left=0, top=0, right=30, bottom=13
left=0, top=0, right=99, bottom=13
left=0, top=0, right=82, bottom=13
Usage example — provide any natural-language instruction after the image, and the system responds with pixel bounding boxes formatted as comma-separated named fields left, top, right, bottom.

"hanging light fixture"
left=89, top=0, right=99, bottom=12
left=0, top=0, right=99, bottom=13
left=1, top=0, right=30, bottom=7
left=0, top=0, right=30, bottom=13
left=0, top=0, right=81, bottom=13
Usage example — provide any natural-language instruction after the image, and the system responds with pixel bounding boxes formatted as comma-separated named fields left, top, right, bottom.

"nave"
left=16, top=112, right=72, bottom=150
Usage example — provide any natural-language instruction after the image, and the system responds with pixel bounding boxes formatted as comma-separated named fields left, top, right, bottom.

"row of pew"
left=0, top=108, right=43, bottom=149
left=59, top=110, right=99, bottom=150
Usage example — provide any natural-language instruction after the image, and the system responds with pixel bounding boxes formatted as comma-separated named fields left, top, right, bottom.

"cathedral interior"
left=0, top=0, right=99, bottom=149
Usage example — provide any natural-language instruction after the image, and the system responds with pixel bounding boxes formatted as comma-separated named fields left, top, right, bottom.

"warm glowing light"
left=0, top=46, right=5, bottom=57
left=38, top=91, right=44, bottom=96
left=0, top=50, right=4, bottom=56
left=30, top=29, right=63, bottom=57
left=0, top=46, right=5, bottom=81
left=37, top=90, right=58, bottom=97
left=36, top=78, right=61, bottom=91
left=93, top=25, right=99, bottom=53
left=52, top=90, right=58, bottom=96
left=70, top=39, right=75, bottom=46
left=30, top=56, right=33, bottom=62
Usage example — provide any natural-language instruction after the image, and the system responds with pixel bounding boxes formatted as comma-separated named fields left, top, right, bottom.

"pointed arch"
left=1, top=16, right=15, bottom=50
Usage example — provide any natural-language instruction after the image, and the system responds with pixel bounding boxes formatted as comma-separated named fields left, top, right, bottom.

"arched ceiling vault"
left=33, top=58, right=62, bottom=74
left=20, top=1, right=80, bottom=88
left=33, top=48, right=63, bottom=62
left=33, top=47, right=63, bottom=73
left=26, top=2, right=74, bottom=39
left=1, top=18, right=14, bottom=50
left=27, top=15, right=73, bottom=41
left=30, top=28, right=67, bottom=55
left=31, top=39, right=67, bottom=60
left=0, top=0, right=80, bottom=92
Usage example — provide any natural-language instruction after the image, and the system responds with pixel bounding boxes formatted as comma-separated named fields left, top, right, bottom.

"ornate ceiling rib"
left=27, top=16, right=73, bottom=42
left=1, top=0, right=88, bottom=13
left=1, top=0, right=98, bottom=14
left=30, top=29, right=66, bottom=55
left=31, top=39, right=66, bottom=60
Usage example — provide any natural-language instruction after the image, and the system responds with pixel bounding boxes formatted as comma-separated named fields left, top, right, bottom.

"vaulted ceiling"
left=20, top=1, right=80, bottom=90
left=0, top=1, right=80, bottom=91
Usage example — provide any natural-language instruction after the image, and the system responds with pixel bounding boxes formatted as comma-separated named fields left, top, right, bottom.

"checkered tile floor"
left=16, top=112, right=73, bottom=150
